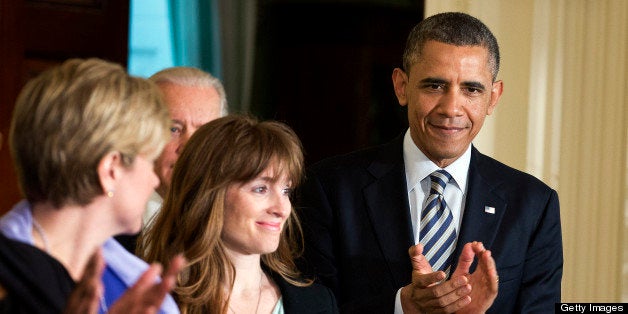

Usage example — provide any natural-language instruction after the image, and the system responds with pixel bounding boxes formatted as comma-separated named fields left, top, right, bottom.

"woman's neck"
left=227, top=252, right=264, bottom=291
left=224, top=251, right=281, bottom=314
left=31, top=200, right=115, bottom=280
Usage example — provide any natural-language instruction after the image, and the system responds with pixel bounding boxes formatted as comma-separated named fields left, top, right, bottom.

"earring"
left=106, top=190, right=114, bottom=198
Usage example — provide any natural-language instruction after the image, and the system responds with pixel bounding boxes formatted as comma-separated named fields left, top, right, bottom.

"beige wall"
left=426, top=0, right=628, bottom=302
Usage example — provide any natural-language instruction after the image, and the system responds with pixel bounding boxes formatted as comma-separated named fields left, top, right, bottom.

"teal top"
left=271, top=297, right=284, bottom=314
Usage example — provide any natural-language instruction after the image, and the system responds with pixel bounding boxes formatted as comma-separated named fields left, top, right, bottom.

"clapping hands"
left=64, top=249, right=185, bottom=314
left=400, top=241, right=498, bottom=314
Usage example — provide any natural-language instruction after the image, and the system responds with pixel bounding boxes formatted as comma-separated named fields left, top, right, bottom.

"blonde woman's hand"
left=109, top=254, right=186, bottom=314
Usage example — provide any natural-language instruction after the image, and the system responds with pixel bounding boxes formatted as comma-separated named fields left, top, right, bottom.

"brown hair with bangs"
left=139, top=115, right=308, bottom=314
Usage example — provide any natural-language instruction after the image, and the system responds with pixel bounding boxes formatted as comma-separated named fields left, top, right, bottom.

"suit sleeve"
left=297, top=168, right=399, bottom=313
left=516, top=189, right=562, bottom=312
left=297, top=169, right=340, bottom=297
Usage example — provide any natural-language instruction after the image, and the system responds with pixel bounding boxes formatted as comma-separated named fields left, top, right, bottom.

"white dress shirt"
left=395, top=129, right=472, bottom=313
left=403, top=130, right=471, bottom=243
left=142, top=190, right=163, bottom=227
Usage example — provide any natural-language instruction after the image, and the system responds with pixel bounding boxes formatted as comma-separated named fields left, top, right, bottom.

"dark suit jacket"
left=297, top=135, right=562, bottom=313
left=270, top=271, right=339, bottom=313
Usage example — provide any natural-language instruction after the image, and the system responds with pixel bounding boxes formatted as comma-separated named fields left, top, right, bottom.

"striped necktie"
left=419, top=170, right=456, bottom=275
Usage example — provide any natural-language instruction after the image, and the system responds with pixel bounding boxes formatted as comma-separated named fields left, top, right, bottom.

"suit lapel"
left=362, top=136, right=414, bottom=287
left=450, top=147, right=507, bottom=271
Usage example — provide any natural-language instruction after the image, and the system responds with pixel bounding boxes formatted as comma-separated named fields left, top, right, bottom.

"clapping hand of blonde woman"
left=63, top=249, right=105, bottom=314
left=66, top=250, right=186, bottom=314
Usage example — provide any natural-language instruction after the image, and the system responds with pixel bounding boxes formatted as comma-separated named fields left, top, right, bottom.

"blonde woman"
left=140, top=115, right=338, bottom=314
left=0, top=58, right=182, bottom=313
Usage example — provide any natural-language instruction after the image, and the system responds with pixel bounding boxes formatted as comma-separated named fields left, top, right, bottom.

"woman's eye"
left=282, top=188, right=293, bottom=195
left=253, top=186, right=267, bottom=193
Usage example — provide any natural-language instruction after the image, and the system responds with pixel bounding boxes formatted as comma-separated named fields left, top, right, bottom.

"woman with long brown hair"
left=140, top=115, right=337, bottom=314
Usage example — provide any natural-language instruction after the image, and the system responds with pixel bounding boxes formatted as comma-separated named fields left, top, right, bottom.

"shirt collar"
left=403, top=129, right=471, bottom=192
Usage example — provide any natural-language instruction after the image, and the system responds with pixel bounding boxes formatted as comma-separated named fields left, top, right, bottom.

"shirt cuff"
left=394, top=288, right=404, bottom=314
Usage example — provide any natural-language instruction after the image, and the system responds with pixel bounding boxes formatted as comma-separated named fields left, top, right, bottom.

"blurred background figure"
left=146, top=66, right=228, bottom=224
left=115, top=66, right=228, bottom=254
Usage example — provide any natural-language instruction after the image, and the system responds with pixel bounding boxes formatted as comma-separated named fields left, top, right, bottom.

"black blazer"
left=0, top=233, right=75, bottom=314
left=297, top=135, right=562, bottom=313
left=270, top=271, right=338, bottom=313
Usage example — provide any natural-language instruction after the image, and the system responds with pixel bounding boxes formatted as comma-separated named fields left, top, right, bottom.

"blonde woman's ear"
left=97, top=151, right=122, bottom=197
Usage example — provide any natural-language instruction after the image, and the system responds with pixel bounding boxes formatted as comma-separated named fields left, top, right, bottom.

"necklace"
left=228, top=271, right=263, bottom=314
left=32, top=218, right=108, bottom=313
left=100, top=294, right=108, bottom=313
left=31, top=218, right=51, bottom=252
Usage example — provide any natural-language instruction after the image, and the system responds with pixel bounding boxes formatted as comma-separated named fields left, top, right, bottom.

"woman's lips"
left=257, top=221, right=281, bottom=232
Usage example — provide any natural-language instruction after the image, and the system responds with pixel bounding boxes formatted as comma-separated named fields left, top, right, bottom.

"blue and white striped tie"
left=419, top=170, right=456, bottom=275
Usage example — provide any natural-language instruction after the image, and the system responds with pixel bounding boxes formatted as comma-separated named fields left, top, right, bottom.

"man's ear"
left=392, top=68, right=409, bottom=107
left=97, top=151, right=122, bottom=195
left=487, top=80, right=503, bottom=115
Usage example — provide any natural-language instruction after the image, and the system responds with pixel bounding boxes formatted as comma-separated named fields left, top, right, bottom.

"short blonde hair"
left=10, top=58, right=170, bottom=207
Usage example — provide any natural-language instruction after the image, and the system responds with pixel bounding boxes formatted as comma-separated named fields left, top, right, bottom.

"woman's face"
left=221, top=165, right=292, bottom=256
left=113, top=154, right=159, bottom=234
